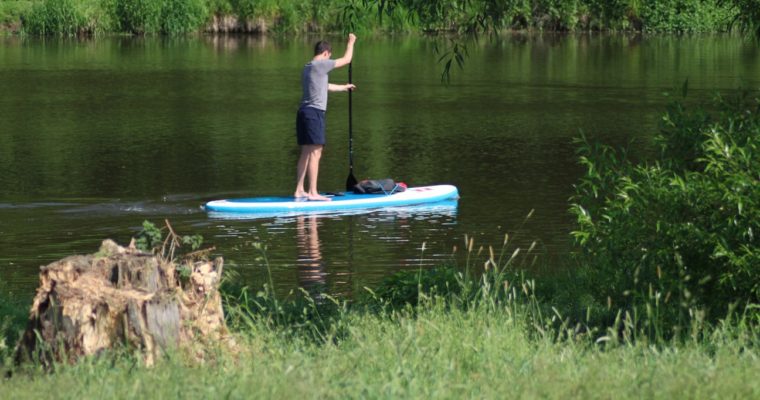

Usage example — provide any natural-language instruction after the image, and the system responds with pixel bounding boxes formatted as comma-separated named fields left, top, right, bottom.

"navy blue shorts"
left=296, top=107, right=326, bottom=145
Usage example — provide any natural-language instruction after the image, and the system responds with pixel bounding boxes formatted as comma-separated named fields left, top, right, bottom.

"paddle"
left=345, top=62, right=358, bottom=192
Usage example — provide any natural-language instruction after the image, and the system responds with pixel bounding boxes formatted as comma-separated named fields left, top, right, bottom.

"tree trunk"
left=15, top=239, right=230, bottom=366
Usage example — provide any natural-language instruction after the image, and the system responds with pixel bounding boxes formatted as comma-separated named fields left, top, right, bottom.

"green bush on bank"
left=730, top=0, right=760, bottom=36
left=107, top=0, right=206, bottom=34
left=570, top=90, right=760, bottom=334
left=160, top=0, right=206, bottom=33
left=22, top=0, right=88, bottom=35
left=0, top=1, right=33, bottom=26
left=380, top=0, right=737, bottom=32
left=638, top=0, right=736, bottom=32
left=20, top=0, right=210, bottom=35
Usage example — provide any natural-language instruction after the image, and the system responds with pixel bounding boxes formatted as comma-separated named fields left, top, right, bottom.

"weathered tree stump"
left=15, top=239, right=229, bottom=366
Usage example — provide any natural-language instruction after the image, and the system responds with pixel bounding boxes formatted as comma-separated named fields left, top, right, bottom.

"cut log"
left=15, top=239, right=230, bottom=366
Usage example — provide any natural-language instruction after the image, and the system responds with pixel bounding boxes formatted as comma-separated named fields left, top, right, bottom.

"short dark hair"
left=314, top=41, right=331, bottom=56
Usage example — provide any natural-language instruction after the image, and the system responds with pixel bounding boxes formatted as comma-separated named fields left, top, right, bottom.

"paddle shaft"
left=346, top=62, right=358, bottom=191
left=348, top=63, right=354, bottom=170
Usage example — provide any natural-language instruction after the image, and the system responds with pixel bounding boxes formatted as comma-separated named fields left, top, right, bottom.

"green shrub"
left=160, top=0, right=206, bottom=34
left=0, top=282, right=30, bottom=359
left=639, top=0, right=734, bottom=32
left=726, top=0, right=760, bottom=35
left=230, top=0, right=278, bottom=19
left=109, top=0, right=207, bottom=34
left=206, top=0, right=232, bottom=14
left=369, top=267, right=462, bottom=308
left=570, top=91, right=760, bottom=331
left=0, top=1, right=34, bottom=25
left=23, top=0, right=87, bottom=35
left=110, top=0, right=161, bottom=33
left=531, top=0, right=581, bottom=30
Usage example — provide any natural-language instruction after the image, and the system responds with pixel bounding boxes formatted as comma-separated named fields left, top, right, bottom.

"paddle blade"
left=345, top=172, right=358, bottom=192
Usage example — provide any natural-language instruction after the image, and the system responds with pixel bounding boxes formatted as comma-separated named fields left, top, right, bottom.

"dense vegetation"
left=1, top=0, right=757, bottom=35
left=568, top=89, right=760, bottom=334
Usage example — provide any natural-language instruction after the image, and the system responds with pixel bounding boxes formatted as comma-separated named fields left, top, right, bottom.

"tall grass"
left=22, top=0, right=88, bottom=35
left=0, top=281, right=30, bottom=361
left=2, top=307, right=758, bottom=399
left=218, top=208, right=757, bottom=350
left=108, top=0, right=207, bottom=34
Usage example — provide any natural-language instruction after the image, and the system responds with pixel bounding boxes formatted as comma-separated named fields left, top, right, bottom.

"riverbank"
left=2, top=281, right=758, bottom=399
left=0, top=0, right=741, bottom=35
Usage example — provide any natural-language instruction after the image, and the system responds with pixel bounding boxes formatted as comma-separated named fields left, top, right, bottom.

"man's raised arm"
left=334, top=33, right=356, bottom=68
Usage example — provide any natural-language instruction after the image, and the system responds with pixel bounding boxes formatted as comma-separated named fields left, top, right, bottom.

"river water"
left=1, top=34, right=758, bottom=299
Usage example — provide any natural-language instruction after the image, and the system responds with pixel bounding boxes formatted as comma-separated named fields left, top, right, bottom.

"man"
left=294, top=33, right=357, bottom=201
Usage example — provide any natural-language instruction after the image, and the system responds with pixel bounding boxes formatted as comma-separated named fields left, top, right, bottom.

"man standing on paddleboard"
left=294, top=33, right=357, bottom=201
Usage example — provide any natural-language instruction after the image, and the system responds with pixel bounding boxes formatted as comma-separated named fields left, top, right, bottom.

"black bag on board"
left=352, top=179, right=407, bottom=194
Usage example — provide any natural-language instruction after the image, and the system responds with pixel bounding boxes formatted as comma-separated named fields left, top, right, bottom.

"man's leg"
left=306, top=145, right=330, bottom=201
left=294, top=146, right=311, bottom=198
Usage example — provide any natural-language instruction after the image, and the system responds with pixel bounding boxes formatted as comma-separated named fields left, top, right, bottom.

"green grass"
left=1, top=303, right=758, bottom=399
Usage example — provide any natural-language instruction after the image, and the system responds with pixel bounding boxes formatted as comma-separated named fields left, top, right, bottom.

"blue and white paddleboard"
left=204, top=184, right=459, bottom=214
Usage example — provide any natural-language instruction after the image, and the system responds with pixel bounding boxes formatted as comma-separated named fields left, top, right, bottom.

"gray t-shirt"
left=300, top=59, right=336, bottom=111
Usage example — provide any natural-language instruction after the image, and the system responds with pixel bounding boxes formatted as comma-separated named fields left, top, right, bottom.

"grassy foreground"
left=1, top=303, right=758, bottom=399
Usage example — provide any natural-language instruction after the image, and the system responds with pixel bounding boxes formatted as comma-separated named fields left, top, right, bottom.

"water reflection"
left=296, top=215, right=326, bottom=297
left=206, top=201, right=459, bottom=297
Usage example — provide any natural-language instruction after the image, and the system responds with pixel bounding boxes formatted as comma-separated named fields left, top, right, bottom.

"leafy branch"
left=133, top=220, right=212, bottom=262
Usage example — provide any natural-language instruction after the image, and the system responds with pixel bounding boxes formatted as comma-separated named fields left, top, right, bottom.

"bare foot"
left=294, top=191, right=308, bottom=198
left=307, top=193, right=332, bottom=201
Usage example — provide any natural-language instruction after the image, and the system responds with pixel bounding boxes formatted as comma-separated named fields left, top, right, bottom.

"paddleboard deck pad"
left=204, top=185, right=459, bottom=214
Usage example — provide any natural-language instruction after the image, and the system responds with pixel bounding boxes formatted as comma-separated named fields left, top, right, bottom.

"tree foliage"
left=723, top=0, right=760, bottom=36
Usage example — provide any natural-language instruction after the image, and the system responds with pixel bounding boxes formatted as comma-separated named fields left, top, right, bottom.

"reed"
left=22, top=0, right=88, bottom=35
